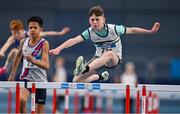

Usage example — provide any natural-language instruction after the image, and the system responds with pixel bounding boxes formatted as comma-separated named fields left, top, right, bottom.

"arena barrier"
left=1, top=81, right=180, bottom=113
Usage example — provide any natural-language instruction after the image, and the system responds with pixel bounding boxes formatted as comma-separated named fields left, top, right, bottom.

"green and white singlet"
left=81, top=23, right=126, bottom=59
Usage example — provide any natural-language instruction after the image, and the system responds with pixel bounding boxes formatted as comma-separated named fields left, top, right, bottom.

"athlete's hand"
left=151, top=22, right=160, bottom=33
left=24, top=55, right=34, bottom=63
left=49, top=48, right=61, bottom=55
left=59, top=27, right=71, bottom=35
left=8, top=74, right=15, bottom=81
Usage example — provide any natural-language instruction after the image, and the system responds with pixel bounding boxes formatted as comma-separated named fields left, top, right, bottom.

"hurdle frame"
left=1, top=81, right=180, bottom=113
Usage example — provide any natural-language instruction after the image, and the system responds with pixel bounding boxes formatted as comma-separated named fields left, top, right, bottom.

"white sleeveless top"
left=20, top=37, right=47, bottom=82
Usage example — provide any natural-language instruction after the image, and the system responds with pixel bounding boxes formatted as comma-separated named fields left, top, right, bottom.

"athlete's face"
left=28, top=22, right=42, bottom=38
left=11, top=29, right=24, bottom=40
left=89, top=14, right=105, bottom=30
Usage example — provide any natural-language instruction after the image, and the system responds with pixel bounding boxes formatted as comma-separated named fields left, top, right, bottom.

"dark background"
left=0, top=0, right=180, bottom=84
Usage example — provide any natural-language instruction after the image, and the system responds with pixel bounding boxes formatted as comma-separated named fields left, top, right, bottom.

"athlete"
left=8, top=16, right=49, bottom=113
left=0, top=19, right=70, bottom=75
left=50, top=5, right=160, bottom=83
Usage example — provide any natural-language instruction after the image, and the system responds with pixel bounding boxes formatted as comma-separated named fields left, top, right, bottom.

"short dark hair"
left=28, top=16, right=43, bottom=27
left=88, top=5, right=104, bottom=17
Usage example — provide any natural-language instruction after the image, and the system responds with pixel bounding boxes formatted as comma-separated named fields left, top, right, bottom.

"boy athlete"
left=8, top=16, right=49, bottom=113
left=50, top=6, right=160, bottom=83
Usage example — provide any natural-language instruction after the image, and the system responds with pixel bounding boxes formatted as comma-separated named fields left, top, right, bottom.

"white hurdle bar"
left=27, top=82, right=131, bottom=90
left=138, top=84, right=180, bottom=92
left=0, top=81, right=24, bottom=88
left=27, top=82, right=180, bottom=92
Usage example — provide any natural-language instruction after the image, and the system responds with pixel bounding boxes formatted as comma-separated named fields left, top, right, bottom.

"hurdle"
left=26, top=82, right=180, bottom=113
left=26, top=82, right=135, bottom=113
left=0, top=81, right=24, bottom=113
left=1, top=81, right=180, bottom=113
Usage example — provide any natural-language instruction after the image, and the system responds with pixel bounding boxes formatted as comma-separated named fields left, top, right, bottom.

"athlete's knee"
left=8, top=48, right=18, bottom=58
left=20, top=99, right=27, bottom=112
left=11, top=48, right=18, bottom=54
left=36, top=104, right=45, bottom=113
left=104, top=51, right=116, bottom=58
left=20, top=98, right=27, bottom=107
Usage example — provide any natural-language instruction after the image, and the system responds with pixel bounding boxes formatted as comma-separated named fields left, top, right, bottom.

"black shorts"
left=34, top=88, right=46, bottom=105
left=20, top=79, right=47, bottom=105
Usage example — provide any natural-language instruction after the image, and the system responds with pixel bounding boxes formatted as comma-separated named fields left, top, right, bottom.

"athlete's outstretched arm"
left=49, top=35, right=84, bottom=55
left=24, top=41, right=49, bottom=70
left=0, top=35, right=15, bottom=58
left=39, top=27, right=71, bottom=37
left=8, top=39, right=24, bottom=81
left=126, top=22, right=160, bottom=34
